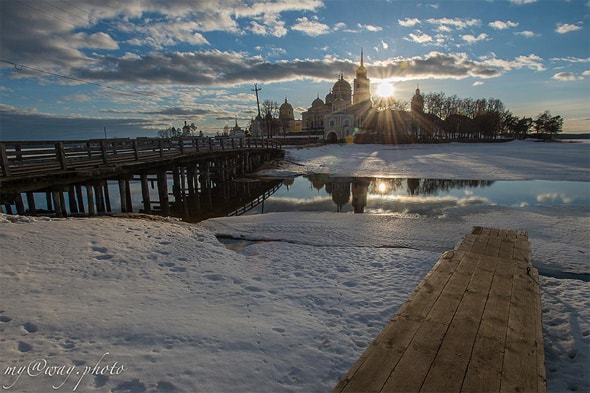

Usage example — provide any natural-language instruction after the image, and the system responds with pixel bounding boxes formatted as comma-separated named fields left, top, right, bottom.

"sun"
left=376, top=81, right=395, bottom=98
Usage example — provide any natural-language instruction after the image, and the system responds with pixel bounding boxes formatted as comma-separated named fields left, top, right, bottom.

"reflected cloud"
left=537, top=193, right=573, bottom=204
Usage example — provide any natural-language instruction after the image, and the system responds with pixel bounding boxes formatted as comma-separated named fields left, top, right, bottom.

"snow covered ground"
left=0, top=140, right=588, bottom=393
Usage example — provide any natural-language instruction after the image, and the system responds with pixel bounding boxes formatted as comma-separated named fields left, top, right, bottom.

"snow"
left=1, top=140, right=589, bottom=393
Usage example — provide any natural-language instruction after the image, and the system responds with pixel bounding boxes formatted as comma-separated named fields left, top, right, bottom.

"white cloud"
left=509, top=0, right=538, bottom=4
left=426, top=17, right=481, bottom=31
left=556, top=23, right=582, bottom=34
left=398, top=18, right=421, bottom=27
left=291, top=16, right=330, bottom=36
left=407, top=32, right=433, bottom=44
left=488, top=20, right=519, bottom=30
left=552, top=72, right=580, bottom=81
left=358, top=23, right=383, bottom=32
left=582, top=70, right=590, bottom=77
left=72, top=32, right=119, bottom=50
left=515, top=30, right=537, bottom=38
left=480, top=53, right=545, bottom=72
left=472, top=81, right=484, bottom=86
left=462, top=33, right=488, bottom=44
left=381, top=40, right=389, bottom=50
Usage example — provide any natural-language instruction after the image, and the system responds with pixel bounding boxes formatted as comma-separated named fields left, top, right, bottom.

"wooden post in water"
left=95, top=184, right=105, bottom=213
left=125, top=178, right=133, bottom=213
left=75, top=185, right=85, bottom=213
left=86, top=185, right=95, bottom=216
left=58, top=191, right=67, bottom=217
left=26, top=192, right=36, bottom=214
left=157, top=171, right=170, bottom=216
left=103, top=181, right=112, bottom=213
left=140, top=174, right=151, bottom=213
left=68, top=186, right=78, bottom=214
left=118, top=177, right=128, bottom=212
left=14, top=194, right=25, bottom=215
left=45, top=192, right=53, bottom=211
left=52, top=191, right=64, bottom=218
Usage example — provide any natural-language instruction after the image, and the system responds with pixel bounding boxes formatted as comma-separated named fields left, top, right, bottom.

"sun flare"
left=376, top=81, right=395, bottom=98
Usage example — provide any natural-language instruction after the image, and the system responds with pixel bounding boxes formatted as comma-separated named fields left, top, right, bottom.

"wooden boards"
left=333, top=226, right=546, bottom=393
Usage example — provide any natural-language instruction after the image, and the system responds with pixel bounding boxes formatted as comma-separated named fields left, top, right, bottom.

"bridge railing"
left=0, top=136, right=281, bottom=178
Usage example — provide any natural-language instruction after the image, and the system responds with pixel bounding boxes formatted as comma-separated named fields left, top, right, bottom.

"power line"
left=0, top=59, right=154, bottom=97
left=16, top=0, right=79, bottom=28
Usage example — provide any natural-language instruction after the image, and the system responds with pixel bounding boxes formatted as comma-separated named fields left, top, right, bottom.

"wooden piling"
left=157, top=171, right=169, bottom=216
left=140, top=174, right=151, bottom=213
left=86, top=185, right=95, bottom=216
left=26, top=192, right=36, bottom=214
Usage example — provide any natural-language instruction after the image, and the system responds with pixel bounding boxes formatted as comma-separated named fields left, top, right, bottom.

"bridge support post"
left=94, top=184, right=105, bottom=213
left=26, top=192, right=36, bottom=214
left=75, top=185, right=85, bottom=213
left=140, top=174, right=151, bottom=213
left=68, top=186, right=78, bottom=214
left=118, top=177, right=129, bottom=213
left=157, top=171, right=169, bottom=216
left=52, top=191, right=64, bottom=218
left=86, top=185, right=95, bottom=216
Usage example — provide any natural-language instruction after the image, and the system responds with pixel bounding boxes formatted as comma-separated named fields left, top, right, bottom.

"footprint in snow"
left=23, top=322, right=38, bottom=333
left=18, top=341, right=32, bottom=352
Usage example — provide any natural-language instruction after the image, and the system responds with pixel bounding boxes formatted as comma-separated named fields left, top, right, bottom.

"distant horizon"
left=1, top=0, right=588, bottom=139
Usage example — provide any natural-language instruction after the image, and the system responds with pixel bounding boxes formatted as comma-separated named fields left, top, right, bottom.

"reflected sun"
left=376, top=81, right=395, bottom=98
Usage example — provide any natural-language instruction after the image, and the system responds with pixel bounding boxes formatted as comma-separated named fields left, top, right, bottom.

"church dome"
left=279, top=98, right=294, bottom=120
left=325, top=90, right=335, bottom=104
left=333, top=76, right=351, bottom=97
left=312, top=96, right=325, bottom=108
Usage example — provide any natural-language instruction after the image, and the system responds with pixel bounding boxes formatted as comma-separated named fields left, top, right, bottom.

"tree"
left=533, top=111, right=563, bottom=139
left=158, top=127, right=181, bottom=138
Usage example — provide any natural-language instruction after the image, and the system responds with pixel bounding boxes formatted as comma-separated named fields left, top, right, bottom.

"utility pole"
left=252, top=83, right=262, bottom=119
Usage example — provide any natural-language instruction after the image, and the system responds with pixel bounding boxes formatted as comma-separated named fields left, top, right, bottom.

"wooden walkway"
left=333, top=227, right=546, bottom=393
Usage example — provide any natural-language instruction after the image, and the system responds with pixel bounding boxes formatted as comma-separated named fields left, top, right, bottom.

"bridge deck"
left=333, top=226, right=546, bottom=393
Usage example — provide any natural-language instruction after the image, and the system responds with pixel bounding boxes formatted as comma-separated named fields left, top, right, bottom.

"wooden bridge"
left=0, top=136, right=283, bottom=218
left=333, top=226, right=546, bottom=393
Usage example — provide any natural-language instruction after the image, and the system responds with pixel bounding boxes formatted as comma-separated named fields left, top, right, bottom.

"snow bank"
left=1, top=141, right=588, bottom=392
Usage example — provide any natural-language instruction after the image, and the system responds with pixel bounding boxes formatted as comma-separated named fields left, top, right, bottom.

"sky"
left=0, top=0, right=589, bottom=140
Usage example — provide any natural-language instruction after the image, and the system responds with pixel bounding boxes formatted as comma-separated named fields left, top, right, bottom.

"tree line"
left=422, top=92, right=563, bottom=140
left=384, top=92, right=564, bottom=141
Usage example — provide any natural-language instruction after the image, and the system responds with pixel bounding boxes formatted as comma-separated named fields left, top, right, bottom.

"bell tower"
left=353, top=48, right=371, bottom=105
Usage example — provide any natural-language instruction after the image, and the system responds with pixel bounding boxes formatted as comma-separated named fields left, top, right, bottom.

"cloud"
left=357, top=23, right=383, bottom=32
left=406, top=31, right=433, bottom=44
left=509, top=0, right=538, bottom=4
left=480, top=53, right=545, bottom=72
left=552, top=72, right=580, bottom=81
left=371, top=52, right=503, bottom=80
left=488, top=20, right=519, bottom=30
left=398, top=18, right=421, bottom=27
left=291, top=16, right=330, bottom=36
left=556, top=23, right=582, bottom=34
left=426, top=17, right=481, bottom=31
left=461, top=33, right=488, bottom=44
left=515, top=30, right=537, bottom=38
left=582, top=70, right=590, bottom=77
left=472, top=81, right=484, bottom=86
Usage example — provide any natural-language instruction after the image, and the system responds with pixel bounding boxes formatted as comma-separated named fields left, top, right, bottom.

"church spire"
left=360, top=48, right=364, bottom=67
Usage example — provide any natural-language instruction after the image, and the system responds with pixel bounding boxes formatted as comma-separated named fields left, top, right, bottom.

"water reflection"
left=243, top=176, right=589, bottom=217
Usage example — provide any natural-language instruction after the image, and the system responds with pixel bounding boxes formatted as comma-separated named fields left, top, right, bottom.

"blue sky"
left=0, top=0, right=588, bottom=140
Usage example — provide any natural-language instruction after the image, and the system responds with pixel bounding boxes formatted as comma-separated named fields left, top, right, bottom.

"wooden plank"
left=419, top=254, right=498, bottom=392
left=380, top=252, right=480, bottom=391
left=500, top=263, right=542, bottom=393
